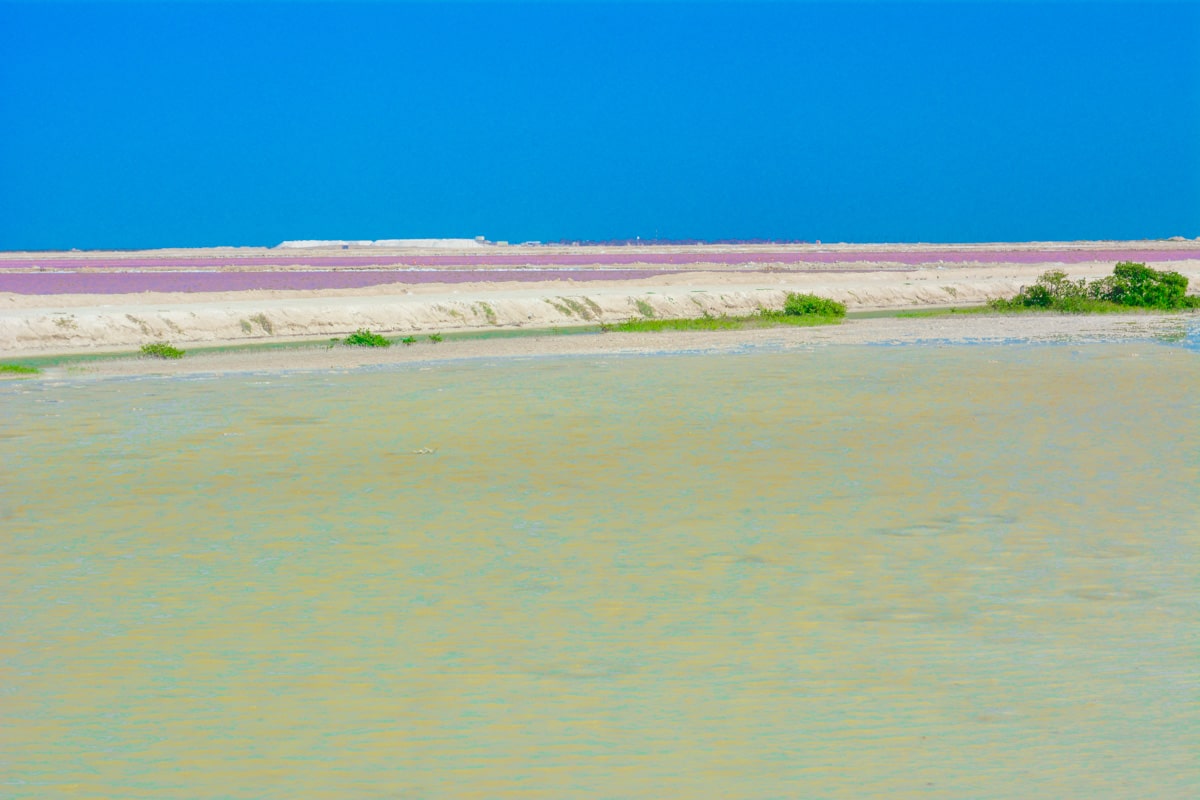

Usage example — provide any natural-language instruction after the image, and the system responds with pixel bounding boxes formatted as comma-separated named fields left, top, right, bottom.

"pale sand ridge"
left=2, top=242, right=1197, bottom=361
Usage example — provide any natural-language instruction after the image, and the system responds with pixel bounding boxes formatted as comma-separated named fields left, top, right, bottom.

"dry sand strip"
left=15, top=313, right=1195, bottom=380
left=4, top=260, right=1199, bottom=357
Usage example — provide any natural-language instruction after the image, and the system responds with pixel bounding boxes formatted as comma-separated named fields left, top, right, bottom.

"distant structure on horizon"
left=276, top=237, right=492, bottom=250
left=274, top=236, right=830, bottom=250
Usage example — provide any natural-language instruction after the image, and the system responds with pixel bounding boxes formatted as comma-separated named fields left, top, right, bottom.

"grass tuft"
left=474, top=302, right=498, bottom=325
left=249, top=313, right=274, bottom=334
left=429, top=333, right=443, bottom=343
left=559, top=297, right=594, bottom=320
left=1, top=364, right=40, bottom=375
left=606, top=315, right=743, bottom=333
left=343, top=329, right=391, bottom=347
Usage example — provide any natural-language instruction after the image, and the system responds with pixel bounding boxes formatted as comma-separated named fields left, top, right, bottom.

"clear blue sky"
left=2, top=1, right=1197, bottom=249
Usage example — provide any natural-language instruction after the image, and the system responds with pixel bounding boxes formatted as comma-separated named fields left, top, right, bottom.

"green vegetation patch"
left=474, top=302, right=498, bottom=325
left=782, top=292, right=847, bottom=318
left=343, top=329, right=391, bottom=347
left=607, top=315, right=744, bottom=333
left=558, top=297, right=595, bottom=320
left=249, top=313, right=274, bottom=334
left=991, top=263, right=1200, bottom=313
left=635, top=298, right=657, bottom=318
left=140, top=342, right=185, bottom=359
left=0, top=364, right=40, bottom=375
left=605, top=292, right=846, bottom=333
left=606, top=310, right=845, bottom=333
left=544, top=296, right=602, bottom=320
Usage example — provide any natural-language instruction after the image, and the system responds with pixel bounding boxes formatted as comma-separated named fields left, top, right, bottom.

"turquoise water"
left=2, top=343, right=1197, bottom=798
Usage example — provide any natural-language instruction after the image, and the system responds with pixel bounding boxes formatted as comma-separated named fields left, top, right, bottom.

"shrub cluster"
left=1100, top=261, right=1194, bottom=308
left=991, top=262, right=1199, bottom=312
left=782, top=292, right=847, bottom=318
left=140, top=342, right=185, bottom=359
left=343, top=329, right=391, bottom=347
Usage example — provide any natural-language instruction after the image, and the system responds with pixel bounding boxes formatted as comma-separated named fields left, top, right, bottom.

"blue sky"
left=1, top=1, right=1197, bottom=248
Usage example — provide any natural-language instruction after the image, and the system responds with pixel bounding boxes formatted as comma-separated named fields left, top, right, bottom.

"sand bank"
left=5, top=259, right=1198, bottom=357
left=3, top=241, right=1198, bottom=362
left=13, top=312, right=1193, bottom=380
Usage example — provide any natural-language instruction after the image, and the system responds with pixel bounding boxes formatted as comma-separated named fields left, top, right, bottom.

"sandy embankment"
left=5, top=258, right=1199, bottom=358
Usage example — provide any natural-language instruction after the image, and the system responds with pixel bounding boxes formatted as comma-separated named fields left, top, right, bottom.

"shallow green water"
left=2, top=344, right=1198, bottom=798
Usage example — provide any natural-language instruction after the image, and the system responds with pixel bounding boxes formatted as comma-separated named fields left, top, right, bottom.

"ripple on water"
left=1067, top=586, right=1159, bottom=603
left=877, top=523, right=949, bottom=537
left=954, top=514, right=1018, bottom=527
left=527, top=659, right=638, bottom=681
left=698, top=552, right=777, bottom=566
left=973, top=708, right=1023, bottom=724
left=252, top=414, right=325, bottom=426
left=874, top=513, right=1017, bottom=537
left=1071, top=543, right=1148, bottom=560
left=842, top=607, right=960, bottom=624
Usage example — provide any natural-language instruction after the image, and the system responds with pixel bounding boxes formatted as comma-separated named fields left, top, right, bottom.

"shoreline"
left=6, top=311, right=1195, bottom=380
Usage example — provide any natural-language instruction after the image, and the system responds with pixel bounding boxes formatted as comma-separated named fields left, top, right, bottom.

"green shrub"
left=782, top=293, right=846, bottom=318
left=991, top=270, right=1113, bottom=312
left=1029, top=270, right=1088, bottom=307
left=401, top=336, right=417, bottom=346
left=428, top=333, right=444, bottom=343
left=140, top=342, right=184, bottom=359
left=1095, top=261, right=1190, bottom=309
left=992, top=263, right=1196, bottom=313
left=343, top=329, right=391, bottom=347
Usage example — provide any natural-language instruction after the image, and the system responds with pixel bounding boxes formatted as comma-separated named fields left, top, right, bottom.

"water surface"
left=2, top=344, right=1197, bottom=798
